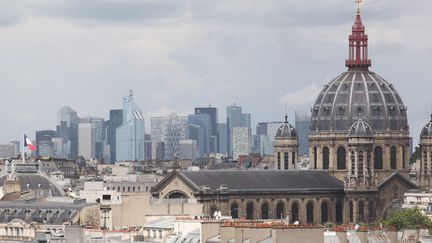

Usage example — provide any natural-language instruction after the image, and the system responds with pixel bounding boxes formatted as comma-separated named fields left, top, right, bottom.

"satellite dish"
left=294, top=221, right=299, bottom=226
left=217, top=211, right=222, bottom=218
left=213, top=211, right=218, bottom=217
left=355, top=224, right=360, bottom=230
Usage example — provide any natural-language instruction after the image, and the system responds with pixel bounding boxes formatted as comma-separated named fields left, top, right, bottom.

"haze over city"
left=1, top=0, right=431, bottom=144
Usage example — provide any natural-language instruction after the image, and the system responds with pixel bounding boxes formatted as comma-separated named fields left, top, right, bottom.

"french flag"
left=24, top=135, right=37, bottom=151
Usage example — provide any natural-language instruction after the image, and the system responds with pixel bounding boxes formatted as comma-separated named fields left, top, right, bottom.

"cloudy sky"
left=0, top=0, right=431, bottom=144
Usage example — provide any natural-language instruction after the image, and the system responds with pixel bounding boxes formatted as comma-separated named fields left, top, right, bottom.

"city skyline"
left=1, top=0, right=431, bottom=145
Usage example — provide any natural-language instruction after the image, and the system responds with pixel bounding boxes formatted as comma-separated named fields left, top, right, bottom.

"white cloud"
left=280, top=85, right=322, bottom=106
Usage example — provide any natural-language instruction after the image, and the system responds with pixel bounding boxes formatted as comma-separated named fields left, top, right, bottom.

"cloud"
left=280, top=85, right=322, bottom=106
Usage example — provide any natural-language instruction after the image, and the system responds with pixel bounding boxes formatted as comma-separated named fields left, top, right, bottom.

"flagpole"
left=23, top=134, right=25, bottom=164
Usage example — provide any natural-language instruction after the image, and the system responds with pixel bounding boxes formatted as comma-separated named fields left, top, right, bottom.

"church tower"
left=418, top=115, right=432, bottom=189
left=274, top=115, right=298, bottom=170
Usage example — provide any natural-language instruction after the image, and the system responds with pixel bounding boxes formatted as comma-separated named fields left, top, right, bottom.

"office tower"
left=78, top=123, right=96, bottom=159
left=151, top=141, right=165, bottom=161
left=217, top=123, right=228, bottom=154
left=195, top=106, right=218, bottom=152
left=116, top=90, right=146, bottom=161
left=188, top=113, right=211, bottom=157
left=232, top=127, right=251, bottom=159
left=254, top=121, right=283, bottom=155
left=295, top=110, right=311, bottom=155
left=9, top=141, right=20, bottom=157
left=57, top=106, right=80, bottom=159
left=0, top=142, right=19, bottom=158
left=80, top=117, right=106, bottom=160
left=51, top=137, right=65, bottom=158
left=226, top=104, right=251, bottom=156
left=256, top=123, right=268, bottom=136
left=151, top=113, right=187, bottom=160
left=106, top=109, right=123, bottom=163
left=179, top=140, right=198, bottom=160
left=144, top=134, right=152, bottom=160
left=35, top=130, right=57, bottom=157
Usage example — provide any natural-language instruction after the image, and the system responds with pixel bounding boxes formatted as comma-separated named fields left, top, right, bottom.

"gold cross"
left=355, top=0, right=362, bottom=11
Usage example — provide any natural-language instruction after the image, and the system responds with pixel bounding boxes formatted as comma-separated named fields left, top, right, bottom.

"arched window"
left=323, top=147, right=329, bottom=170
left=277, top=152, right=281, bottom=170
left=336, top=199, right=343, bottom=224
left=314, top=147, right=317, bottom=169
left=284, top=152, right=289, bottom=170
left=321, top=201, right=328, bottom=224
left=291, top=202, right=299, bottom=222
left=276, top=202, right=285, bottom=219
left=246, top=202, right=254, bottom=220
left=307, top=202, right=314, bottom=224
left=337, top=147, right=346, bottom=170
left=349, top=201, right=354, bottom=223
left=390, top=146, right=397, bottom=169
left=210, top=205, right=218, bottom=218
left=261, top=203, right=269, bottom=219
left=168, top=191, right=188, bottom=199
left=374, top=146, right=383, bottom=170
left=358, top=201, right=365, bottom=222
left=230, top=203, right=239, bottom=219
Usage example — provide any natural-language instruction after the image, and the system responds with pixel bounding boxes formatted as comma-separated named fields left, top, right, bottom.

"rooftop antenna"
left=285, top=105, right=288, bottom=123
left=356, top=0, right=362, bottom=13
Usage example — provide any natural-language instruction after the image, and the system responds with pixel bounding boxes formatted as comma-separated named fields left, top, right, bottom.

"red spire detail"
left=345, top=9, right=371, bottom=70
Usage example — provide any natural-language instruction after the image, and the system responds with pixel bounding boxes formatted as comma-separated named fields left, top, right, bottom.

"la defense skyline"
left=1, top=95, right=312, bottom=163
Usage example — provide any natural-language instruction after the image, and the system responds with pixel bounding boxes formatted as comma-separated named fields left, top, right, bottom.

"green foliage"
left=323, top=222, right=334, bottom=228
left=411, top=146, right=420, bottom=164
left=383, top=207, right=432, bottom=230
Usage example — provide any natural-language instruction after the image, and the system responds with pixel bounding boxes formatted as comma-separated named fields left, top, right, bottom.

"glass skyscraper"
left=116, top=90, right=145, bottom=161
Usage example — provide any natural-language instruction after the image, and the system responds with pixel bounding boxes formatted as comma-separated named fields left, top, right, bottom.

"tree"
left=383, top=207, right=432, bottom=230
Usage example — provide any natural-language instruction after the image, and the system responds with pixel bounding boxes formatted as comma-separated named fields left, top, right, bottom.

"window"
left=390, top=146, right=397, bottom=169
left=277, top=152, right=281, bottom=169
left=246, top=202, right=254, bottom=220
left=276, top=202, right=285, bottom=219
left=284, top=152, right=289, bottom=170
left=336, top=199, right=343, bottom=224
left=323, top=147, right=330, bottom=169
left=337, top=147, right=346, bottom=170
left=292, top=152, right=296, bottom=168
left=314, top=147, right=317, bottom=169
left=349, top=201, right=354, bottom=223
left=321, top=201, right=328, bottom=224
left=307, top=202, right=314, bottom=224
left=374, top=147, right=383, bottom=169
left=261, top=203, right=269, bottom=219
left=102, top=195, right=111, bottom=200
left=359, top=201, right=365, bottom=222
left=230, top=203, right=239, bottom=219
left=291, top=202, right=299, bottom=222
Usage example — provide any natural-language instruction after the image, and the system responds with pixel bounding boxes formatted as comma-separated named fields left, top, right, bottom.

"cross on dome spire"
left=346, top=0, right=371, bottom=70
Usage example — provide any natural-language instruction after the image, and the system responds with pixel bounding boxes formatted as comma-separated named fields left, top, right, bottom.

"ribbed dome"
left=310, top=70, right=408, bottom=133
left=349, top=119, right=372, bottom=137
left=421, top=115, right=432, bottom=137
left=276, top=116, right=296, bottom=138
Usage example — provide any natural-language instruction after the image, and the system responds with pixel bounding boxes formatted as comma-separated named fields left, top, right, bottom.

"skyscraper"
left=106, top=109, right=123, bottom=163
left=217, top=123, right=228, bottom=154
left=195, top=106, right=218, bottom=152
left=80, top=117, right=106, bottom=160
left=57, top=106, right=80, bottom=159
left=232, top=127, right=251, bottom=159
left=295, top=110, right=310, bottom=156
left=35, top=130, right=57, bottom=157
left=151, top=113, right=188, bottom=160
left=78, top=123, right=96, bottom=159
left=188, top=113, right=211, bottom=157
left=116, top=90, right=146, bottom=161
left=226, top=104, right=251, bottom=157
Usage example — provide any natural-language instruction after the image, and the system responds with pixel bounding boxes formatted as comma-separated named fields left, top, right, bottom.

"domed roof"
left=276, top=116, right=296, bottom=138
left=349, top=119, right=373, bottom=137
left=421, top=115, right=432, bottom=137
left=310, top=8, right=408, bottom=134
left=0, top=173, right=65, bottom=197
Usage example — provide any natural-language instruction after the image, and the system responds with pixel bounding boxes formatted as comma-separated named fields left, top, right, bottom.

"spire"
left=346, top=0, right=371, bottom=70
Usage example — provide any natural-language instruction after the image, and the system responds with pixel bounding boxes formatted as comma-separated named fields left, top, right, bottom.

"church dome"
left=421, top=115, right=432, bottom=137
left=310, top=10, right=408, bottom=133
left=276, top=116, right=296, bottom=138
left=349, top=119, right=372, bottom=137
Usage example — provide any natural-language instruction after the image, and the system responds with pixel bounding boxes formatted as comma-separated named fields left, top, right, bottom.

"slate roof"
left=152, top=170, right=344, bottom=195
left=0, top=173, right=65, bottom=197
